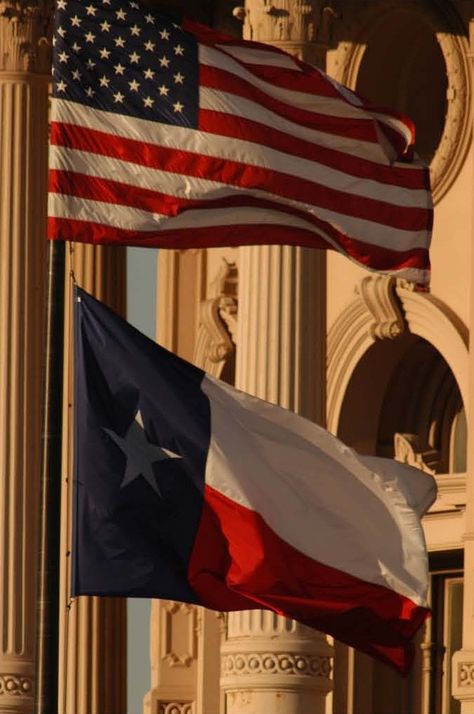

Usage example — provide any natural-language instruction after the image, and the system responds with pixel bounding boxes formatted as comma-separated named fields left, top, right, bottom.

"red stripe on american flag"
left=199, top=65, right=379, bottom=142
left=50, top=169, right=430, bottom=246
left=203, top=49, right=349, bottom=99
left=186, top=21, right=340, bottom=102
left=199, top=110, right=428, bottom=190
left=48, top=216, right=429, bottom=274
left=50, top=123, right=430, bottom=232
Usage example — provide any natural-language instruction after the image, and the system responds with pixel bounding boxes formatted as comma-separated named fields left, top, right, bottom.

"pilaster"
left=58, top=246, right=127, bottom=714
left=0, top=2, right=51, bottom=712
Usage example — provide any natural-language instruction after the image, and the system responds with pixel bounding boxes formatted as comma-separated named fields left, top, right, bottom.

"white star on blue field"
left=104, top=410, right=182, bottom=496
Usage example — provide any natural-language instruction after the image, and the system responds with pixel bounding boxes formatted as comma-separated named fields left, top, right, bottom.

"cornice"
left=0, top=1, right=52, bottom=73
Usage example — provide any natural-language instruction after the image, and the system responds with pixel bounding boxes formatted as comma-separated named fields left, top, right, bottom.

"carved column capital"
left=242, top=0, right=340, bottom=62
left=0, top=0, right=52, bottom=73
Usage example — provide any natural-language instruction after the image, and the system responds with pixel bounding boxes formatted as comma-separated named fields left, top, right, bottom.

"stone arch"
left=332, top=0, right=472, bottom=202
left=327, top=277, right=468, bottom=435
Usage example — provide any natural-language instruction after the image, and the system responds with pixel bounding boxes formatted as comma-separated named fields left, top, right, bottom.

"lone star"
left=104, top=410, right=182, bottom=496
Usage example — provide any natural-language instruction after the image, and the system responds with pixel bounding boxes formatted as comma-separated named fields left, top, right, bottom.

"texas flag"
left=74, top=287, right=436, bottom=674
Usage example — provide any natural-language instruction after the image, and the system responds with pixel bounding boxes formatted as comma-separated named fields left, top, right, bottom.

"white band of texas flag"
left=74, top=288, right=436, bottom=675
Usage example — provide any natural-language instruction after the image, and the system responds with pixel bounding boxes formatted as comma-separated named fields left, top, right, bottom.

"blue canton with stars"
left=52, top=0, right=199, bottom=128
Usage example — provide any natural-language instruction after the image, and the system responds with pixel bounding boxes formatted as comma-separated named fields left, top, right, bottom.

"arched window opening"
left=377, top=338, right=466, bottom=474
left=337, top=333, right=466, bottom=475
left=355, top=10, right=448, bottom=165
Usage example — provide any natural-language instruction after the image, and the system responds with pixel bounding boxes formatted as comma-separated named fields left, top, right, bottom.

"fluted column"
left=0, top=3, right=51, bottom=712
left=221, top=3, right=336, bottom=711
left=222, top=246, right=332, bottom=714
left=58, top=245, right=127, bottom=714
left=452, top=19, right=474, bottom=713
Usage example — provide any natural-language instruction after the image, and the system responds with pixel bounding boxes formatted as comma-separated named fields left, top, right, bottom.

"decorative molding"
left=356, top=276, right=406, bottom=340
left=458, top=662, right=474, bottom=687
left=193, top=259, right=237, bottom=377
left=158, top=702, right=194, bottom=714
left=332, top=0, right=472, bottom=203
left=394, top=433, right=440, bottom=474
left=222, top=652, right=332, bottom=678
left=0, top=0, right=52, bottom=73
left=327, top=284, right=469, bottom=433
left=452, top=651, right=474, bottom=702
left=161, top=602, right=198, bottom=669
left=0, top=674, right=33, bottom=697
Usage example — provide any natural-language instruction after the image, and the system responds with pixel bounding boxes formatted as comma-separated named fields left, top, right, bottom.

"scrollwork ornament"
left=356, top=275, right=406, bottom=340
left=0, top=0, right=52, bottom=73
left=193, top=260, right=238, bottom=377
left=332, top=0, right=471, bottom=203
left=0, top=674, right=33, bottom=696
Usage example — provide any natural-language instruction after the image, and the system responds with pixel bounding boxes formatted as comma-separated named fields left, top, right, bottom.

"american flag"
left=48, top=0, right=432, bottom=284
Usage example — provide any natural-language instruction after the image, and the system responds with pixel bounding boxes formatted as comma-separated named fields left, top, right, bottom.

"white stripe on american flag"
left=199, top=45, right=367, bottom=120
left=49, top=125, right=428, bottom=210
left=49, top=193, right=332, bottom=232
left=48, top=186, right=429, bottom=252
left=372, top=111, right=413, bottom=146
left=200, top=88, right=397, bottom=164
left=214, top=44, right=302, bottom=71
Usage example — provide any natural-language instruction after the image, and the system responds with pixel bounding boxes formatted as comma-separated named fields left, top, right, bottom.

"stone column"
left=0, top=3, right=51, bottom=712
left=220, top=4, right=336, bottom=712
left=452, top=18, right=474, bottom=714
left=58, top=245, right=127, bottom=714
left=221, top=246, right=332, bottom=714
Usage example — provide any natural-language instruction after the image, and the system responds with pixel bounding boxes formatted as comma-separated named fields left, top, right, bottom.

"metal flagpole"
left=35, top=239, right=66, bottom=714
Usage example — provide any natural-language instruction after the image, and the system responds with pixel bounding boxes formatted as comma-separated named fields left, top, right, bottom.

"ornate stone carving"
left=452, top=651, right=474, bottom=703
left=0, top=0, right=52, bottom=73
left=223, top=652, right=332, bottom=678
left=332, top=0, right=471, bottom=203
left=161, top=602, right=198, bottom=668
left=243, top=0, right=319, bottom=45
left=158, top=702, right=194, bottom=714
left=458, top=662, right=474, bottom=687
left=356, top=275, right=406, bottom=340
left=193, top=260, right=237, bottom=377
left=0, top=674, right=33, bottom=696
left=394, top=433, right=440, bottom=474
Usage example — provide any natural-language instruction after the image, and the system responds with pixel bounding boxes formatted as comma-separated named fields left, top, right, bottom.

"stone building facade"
left=0, top=0, right=473, bottom=713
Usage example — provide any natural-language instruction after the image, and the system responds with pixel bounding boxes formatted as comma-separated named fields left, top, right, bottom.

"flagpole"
left=35, top=239, right=66, bottom=714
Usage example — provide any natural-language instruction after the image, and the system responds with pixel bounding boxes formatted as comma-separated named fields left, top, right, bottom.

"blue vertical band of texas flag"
left=74, top=287, right=435, bottom=674
left=74, top=287, right=209, bottom=604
